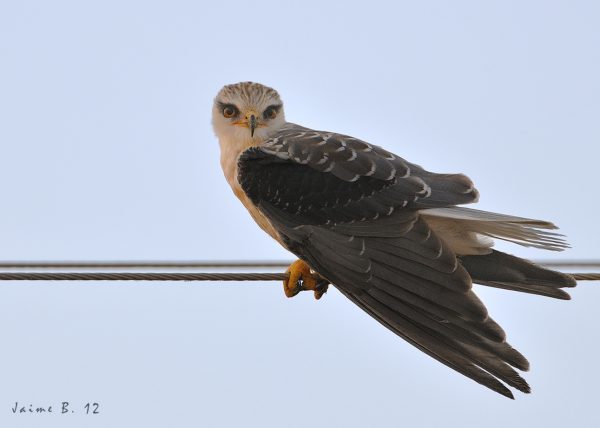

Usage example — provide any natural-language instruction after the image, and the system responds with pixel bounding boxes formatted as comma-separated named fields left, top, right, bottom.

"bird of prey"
left=211, top=81, right=576, bottom=399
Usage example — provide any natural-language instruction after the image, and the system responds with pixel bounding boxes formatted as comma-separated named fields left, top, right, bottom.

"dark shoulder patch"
left=238, top=148, right=394, bottom=225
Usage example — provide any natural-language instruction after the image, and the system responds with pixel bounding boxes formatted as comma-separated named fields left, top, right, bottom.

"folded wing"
left=238, top=126, right=540, bottom=398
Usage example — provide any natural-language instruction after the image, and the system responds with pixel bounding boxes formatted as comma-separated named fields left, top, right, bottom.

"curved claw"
left=283, top=259, right=329, bottom=300
left=313, top=279, right=330, bottom=300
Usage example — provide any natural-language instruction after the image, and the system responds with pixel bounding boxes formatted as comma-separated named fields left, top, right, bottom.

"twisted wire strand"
left=570, top=273, right=600, bottom=281
left=0, top=272, right=597, bottom=282
left=0, top=272, right=287, bottom=281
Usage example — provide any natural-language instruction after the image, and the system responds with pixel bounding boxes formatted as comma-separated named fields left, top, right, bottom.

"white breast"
left=218, top=134, right=284, bottom=246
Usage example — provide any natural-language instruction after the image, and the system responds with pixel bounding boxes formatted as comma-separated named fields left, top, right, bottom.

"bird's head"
left=212, top=82, right=286, bottom=146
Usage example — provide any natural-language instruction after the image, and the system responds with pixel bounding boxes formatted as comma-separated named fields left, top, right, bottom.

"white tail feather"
left=421, top=207, right=569, bottom=255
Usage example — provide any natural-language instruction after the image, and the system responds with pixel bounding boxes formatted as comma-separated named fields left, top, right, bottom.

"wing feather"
left=237, top=124, right=541, bottom=397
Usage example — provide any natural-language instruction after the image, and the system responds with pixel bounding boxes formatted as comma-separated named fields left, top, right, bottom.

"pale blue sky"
left=0, top=1, right=599, bottom=427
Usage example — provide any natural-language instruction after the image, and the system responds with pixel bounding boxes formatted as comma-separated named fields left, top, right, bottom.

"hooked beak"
left=247, top=112, right=257, bottom=137
left=232, top=110, right=261, bottom=137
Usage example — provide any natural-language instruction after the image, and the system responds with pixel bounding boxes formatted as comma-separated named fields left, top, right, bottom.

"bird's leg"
left=283, top=259, right=329, bottom=300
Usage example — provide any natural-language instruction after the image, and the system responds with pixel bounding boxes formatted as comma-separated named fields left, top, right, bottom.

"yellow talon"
left=283, top=259, right=329, bottom=300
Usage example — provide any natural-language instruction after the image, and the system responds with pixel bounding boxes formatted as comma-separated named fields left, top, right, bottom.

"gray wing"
left=239, top=124, right=530, bottom=398
left=261, top=123, right=479, bottom=208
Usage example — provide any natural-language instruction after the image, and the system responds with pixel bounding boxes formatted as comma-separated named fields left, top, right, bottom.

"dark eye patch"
left=218, top=102, right=240, bottom=118
left=263, top=104, right=282, bottom=120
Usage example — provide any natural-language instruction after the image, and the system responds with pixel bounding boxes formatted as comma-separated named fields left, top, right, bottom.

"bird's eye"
left=222, top=105, right=238, bottom=118
left=263, top=106, right=278, bottom=120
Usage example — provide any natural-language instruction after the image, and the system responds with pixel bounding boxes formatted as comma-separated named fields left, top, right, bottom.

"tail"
left=421, top=206, right=570, bottom=252
left=460, top=250, right=577, bottom=300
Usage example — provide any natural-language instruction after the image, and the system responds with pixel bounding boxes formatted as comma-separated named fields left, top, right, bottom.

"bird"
left=211, top=81, right=576, bottom=399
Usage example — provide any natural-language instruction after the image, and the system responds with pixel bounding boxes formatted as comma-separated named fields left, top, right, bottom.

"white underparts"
left=218, top=133, right=284, bottom=246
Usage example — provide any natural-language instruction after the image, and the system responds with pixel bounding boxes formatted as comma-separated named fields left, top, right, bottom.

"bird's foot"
left=283, top=259, right=329, bottom=300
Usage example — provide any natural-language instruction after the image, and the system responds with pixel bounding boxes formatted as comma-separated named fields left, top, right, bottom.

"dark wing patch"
left=238, top=126, right=530, bottom=398
left=239, top=148, right=427, bottom=225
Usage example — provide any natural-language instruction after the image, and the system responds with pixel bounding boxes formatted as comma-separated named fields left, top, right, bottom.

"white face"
left=212, top=82, right=286, bottom=145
